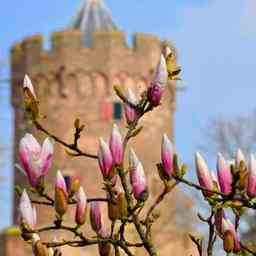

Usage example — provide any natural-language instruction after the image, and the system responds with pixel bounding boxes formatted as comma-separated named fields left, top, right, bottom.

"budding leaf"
left=74, top=118, right=80, bottom=129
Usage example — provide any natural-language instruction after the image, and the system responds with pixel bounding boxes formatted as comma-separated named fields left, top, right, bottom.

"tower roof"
left=71, top=0, right=118, bottom=45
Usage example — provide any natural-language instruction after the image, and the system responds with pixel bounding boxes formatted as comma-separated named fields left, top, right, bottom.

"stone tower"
left=0, top=1, right=195, bottom=255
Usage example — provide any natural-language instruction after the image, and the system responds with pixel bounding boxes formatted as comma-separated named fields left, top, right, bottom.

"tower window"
left=114, top=102, right=122, bottom=120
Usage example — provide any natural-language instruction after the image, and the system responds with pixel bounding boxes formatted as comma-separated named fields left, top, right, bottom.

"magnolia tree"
left=16, top=47, right=256, bottom=256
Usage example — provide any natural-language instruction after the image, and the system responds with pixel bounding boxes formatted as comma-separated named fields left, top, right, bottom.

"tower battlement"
left=11, top=29, right=161, bottom=64
left=11, top=29, right=164, bottom=106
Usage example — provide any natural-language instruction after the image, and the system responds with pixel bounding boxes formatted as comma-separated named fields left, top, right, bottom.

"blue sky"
left=0, top=0, right=256, bottom=229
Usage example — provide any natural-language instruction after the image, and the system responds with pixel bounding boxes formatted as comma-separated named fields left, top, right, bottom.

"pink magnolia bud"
left=75, top=187, right=87, bottom=225
left=147, top=83, right=163, bottom=106
left=90, top=201, right=103, bottom=233
left=98, top=138, right=114, bottom=179
left=124, top=88, right=139, bottom=124
left=152, top=55, right=168, bottom=87
left=19, top=189, right=37, bottom=230
left=161, top=133, right=174, bottom=177
left=217, top=153, right=232, bottom=195
left=195, top=152, right=214, bottom=192
left=247, top=154, right=256, bottom=198
left=222, top=219, right=241, bottom=253
left=235, top=149, right=245, bottom=168
left=130, top=161, right=148, bottom=201
left=24, top=75, right=36, bottom=99
left=19, top=133, right=53, bottom=187
left=55, top=171, right=68, bottom=197
left=109, top=124, right=123, bottom=165
left=163, top=46, right=172, bottom=59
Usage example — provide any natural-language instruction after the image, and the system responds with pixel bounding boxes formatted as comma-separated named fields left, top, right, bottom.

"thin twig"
left=34, top=120, right=97, bottom=159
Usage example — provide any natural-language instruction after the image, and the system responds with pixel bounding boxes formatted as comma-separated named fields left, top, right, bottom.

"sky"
left=0, top=0, right=256, bottom=229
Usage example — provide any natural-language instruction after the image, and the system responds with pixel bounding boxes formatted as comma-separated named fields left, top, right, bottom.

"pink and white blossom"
left=19, top=133, right=53, bottom=187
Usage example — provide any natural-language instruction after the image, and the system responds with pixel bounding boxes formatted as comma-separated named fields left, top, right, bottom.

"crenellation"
left=92, top=30, right=127, bottom=50
left=21, top=35, right=43, bottom=67
left=51, top=30, right=83, bottom=53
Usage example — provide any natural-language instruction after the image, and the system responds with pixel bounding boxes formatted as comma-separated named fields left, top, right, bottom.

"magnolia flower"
left=161, top=133, right=174, bottom=177
left=75, top=187, right=87, bottom=225
left=109, top=124, right=123, bottom=165
left=24, top=75, right=36, bottom=99
left=98, top=138, right=114, bottom=179
left=217, top=153, right=232, bottom=195
left=19, top=189, right=37, bottom=230
left=90, top=201, right=103, bottom=233
left=55, top=171, right=68, bottom=216
left=124, top=88, right=139, bottom=124
left=195, top=152, right=214, bottom=192
left=130, top=161, right=148, bottom=201
left=235, top=149, right=245, bottom=168
left=19, top=133, right=53, bottom=187
left=222, top=219, right=241, bottom=253
left=247, top=154, right=256, bottom=198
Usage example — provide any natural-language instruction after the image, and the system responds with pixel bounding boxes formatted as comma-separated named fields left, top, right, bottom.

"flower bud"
left=108, top=199, right=119, bottom=222
left=24, top=75, right=36, bottom=99
left=217, top=153, right=232, bottom=195
left=109, top=124, right=123, bottom=165
left=161, top=134, right=174, bottom=178
left=90, top=201, right=102, bottom=233
left=163, top=46, right=173, bottom=59
left=222, top=219, right=241, bottom=253
left=124, top=88, right=139, bottom=124
left=247, top=154, right=256, bottom=198
left=152, top=55, right=168, bottom=88
left=64, top=175, right=80, bottom=197
left=223, top=230, right=234, bottom=253
left=19, top=189, right=37, bottom=230
left=75, top=187, right=87, bottom=226
left=130, top=161, right=148, bottom=202
left=117, top=192, right=128, bottom=220
left=98, top=138, right=114, bottom=179
left=195, top=152, right=214, bottom=194
left=147, top=83, right=163, bottom=106
left=235, top=149, right=245, bottom=169
left=19, top=134, right=54, bottom=187
left=55, top=171, right=68, bottom=216
left=32, top=234, right=48, bottom=256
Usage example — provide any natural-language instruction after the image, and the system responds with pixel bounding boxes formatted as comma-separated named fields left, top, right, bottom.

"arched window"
left=77, top=72, right=93, bottom=96
left=93, top=72, right=107, bottom=97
